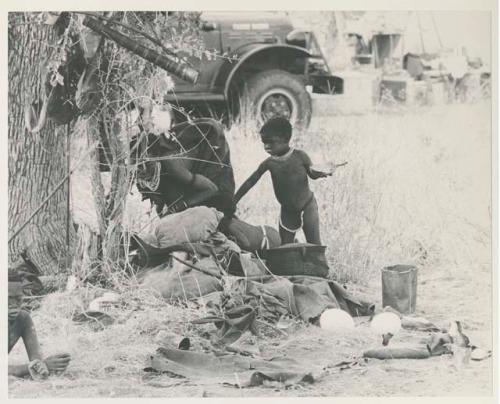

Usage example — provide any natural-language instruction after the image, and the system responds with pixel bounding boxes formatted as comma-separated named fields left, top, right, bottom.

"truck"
left=165, top=12, right=344, bottom=129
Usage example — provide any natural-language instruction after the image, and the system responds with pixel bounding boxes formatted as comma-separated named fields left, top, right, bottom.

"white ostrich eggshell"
left=320, top=308, right=355, bottom=331
left=371, top=312, right=402, bottom=335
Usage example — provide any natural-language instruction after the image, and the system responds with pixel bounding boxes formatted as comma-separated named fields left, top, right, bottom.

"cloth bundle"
left=153, top=206, right=224, bottom=248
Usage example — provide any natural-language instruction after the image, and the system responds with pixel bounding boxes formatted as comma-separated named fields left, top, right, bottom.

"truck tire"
left=242, top=69, right=312, bottom=129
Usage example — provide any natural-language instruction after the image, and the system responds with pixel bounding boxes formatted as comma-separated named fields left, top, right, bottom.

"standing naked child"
left=234, top=117, right=333, bottom=245
left=8, top=271, right=71, bottom=379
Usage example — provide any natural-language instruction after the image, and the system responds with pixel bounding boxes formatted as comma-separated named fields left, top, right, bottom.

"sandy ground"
left=8, top=261, right=493, bottom=398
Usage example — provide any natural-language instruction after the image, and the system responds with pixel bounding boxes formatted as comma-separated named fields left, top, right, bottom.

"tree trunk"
left=85, top=40, right=131, bottom=268
left=8, top=13, right=73, bottom=274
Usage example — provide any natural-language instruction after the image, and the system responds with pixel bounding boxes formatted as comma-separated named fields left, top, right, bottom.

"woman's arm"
left=164, top=171, right=220, bottom=214
left=183, top=174, right=219, bottom=207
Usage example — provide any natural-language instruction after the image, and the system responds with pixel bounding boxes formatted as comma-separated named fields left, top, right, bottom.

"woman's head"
left=137, top=101, right=172, bottom=136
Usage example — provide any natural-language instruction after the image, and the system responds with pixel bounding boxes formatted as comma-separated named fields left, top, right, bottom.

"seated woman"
left=131, top=107, right=280, bottom=253
left=132, top=115, right=235, bottom=220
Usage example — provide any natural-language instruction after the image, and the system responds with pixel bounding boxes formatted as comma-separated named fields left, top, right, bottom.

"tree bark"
left=101, top=107, right=129, bottom=264
left=8, top=13, right=74, bottom=274
left=87, top=115, right=108, bottom=239
left=85, top=39, right=131, bottom=267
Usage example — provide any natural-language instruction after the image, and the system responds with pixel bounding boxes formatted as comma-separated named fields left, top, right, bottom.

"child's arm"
left=234, top=161, right=268, bottom=204
left=308, top=168, right=332, bottom=179
left=310, top=162, right=348, bottom=178
left=298, top=150, right=332, bottom=179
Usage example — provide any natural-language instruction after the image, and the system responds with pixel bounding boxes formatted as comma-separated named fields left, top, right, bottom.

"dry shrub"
left=227, top=102, right=491, bottom=284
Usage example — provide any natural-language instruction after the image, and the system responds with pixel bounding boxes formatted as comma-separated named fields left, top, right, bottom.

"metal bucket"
left=381, top=265, right=418, bottom=314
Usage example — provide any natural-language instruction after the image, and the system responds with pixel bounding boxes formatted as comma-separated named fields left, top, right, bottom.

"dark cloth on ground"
left=201, top=275, right=374, bottom=326
left=191, top=305, right=258, bottom=345
left=144, top=347, right=319, bottom=388
left=138, top=253, right=374, bottom=337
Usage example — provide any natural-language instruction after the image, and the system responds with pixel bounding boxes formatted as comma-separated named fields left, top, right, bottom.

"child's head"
left=259, top=117, right=292, bottom=156
left=8, top=271, right=24, bottom=321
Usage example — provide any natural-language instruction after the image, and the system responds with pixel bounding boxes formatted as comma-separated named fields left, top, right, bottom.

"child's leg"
left=302, top=195, right=321, bottom=245
left=279, top=208, right=301, bottom=245
left=279, top=225, right=295, bottom=244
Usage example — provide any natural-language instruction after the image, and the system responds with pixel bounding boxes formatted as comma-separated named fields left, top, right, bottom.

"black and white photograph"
left=5, top=2, right=497, bottom=400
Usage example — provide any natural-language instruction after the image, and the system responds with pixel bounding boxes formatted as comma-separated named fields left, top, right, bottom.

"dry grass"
left=69, top=98, right=491, bottom=286
left=8, top=285, right=217, bottom=396
left=228, top=101, right=491, bottom=284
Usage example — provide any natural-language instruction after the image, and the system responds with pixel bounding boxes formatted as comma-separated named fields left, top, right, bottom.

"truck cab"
left=166, top=11, right=343, bottom=129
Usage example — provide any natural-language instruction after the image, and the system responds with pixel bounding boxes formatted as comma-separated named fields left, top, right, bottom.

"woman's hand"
left=167, top=200, right=188, bottom=215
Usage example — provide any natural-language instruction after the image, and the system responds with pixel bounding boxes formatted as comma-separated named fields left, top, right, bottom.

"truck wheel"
left=242, top=69, right=312, bottom=129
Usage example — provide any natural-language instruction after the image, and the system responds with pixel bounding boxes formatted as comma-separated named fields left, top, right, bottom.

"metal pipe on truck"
left=82, top=16, right=199, bottom=84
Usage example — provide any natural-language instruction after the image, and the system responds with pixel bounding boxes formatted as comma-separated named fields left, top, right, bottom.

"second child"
left=234, top=117, right=333, bottom=245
